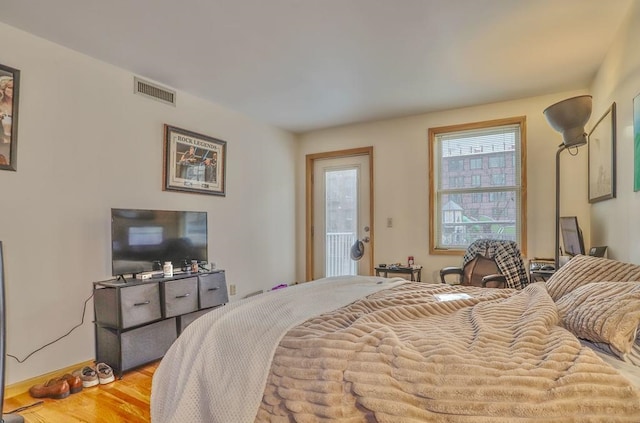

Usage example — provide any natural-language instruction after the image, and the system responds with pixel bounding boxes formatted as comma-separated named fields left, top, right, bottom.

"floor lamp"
left=543, top=95, right=592, bottom=269
left=0, top=242, right=24, bottom=423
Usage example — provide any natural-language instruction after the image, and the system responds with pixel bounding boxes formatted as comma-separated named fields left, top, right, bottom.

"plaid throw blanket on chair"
left=462, top=239, right=528, bottom=289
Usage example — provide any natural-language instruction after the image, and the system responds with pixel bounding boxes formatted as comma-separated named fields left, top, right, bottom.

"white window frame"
left=428, top=116, right=527, bottom=255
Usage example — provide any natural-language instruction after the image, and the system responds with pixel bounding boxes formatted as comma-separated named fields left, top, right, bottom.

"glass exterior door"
left=312, top=155, right=371, bottom=279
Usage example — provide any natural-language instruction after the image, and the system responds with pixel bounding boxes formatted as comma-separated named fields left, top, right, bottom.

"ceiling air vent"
left=133, top=77, right=176, bottom=106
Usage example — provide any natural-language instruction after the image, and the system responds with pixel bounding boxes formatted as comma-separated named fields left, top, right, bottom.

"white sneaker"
left=74, top=366, right=99, bottom=388
left=96, top=363, right=115, bottom=385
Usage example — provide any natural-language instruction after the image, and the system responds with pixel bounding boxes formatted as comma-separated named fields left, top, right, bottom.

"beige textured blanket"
left=257, top=282, right=640, bottom=422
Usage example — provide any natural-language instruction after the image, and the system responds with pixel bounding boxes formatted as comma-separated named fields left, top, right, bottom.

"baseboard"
left=4, top=359, right=95, bottom=399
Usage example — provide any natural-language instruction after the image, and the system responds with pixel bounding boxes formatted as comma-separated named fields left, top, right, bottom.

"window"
left=489, top=155, right=505, bottom=168
left=428, top=117, right=526, bottom=254
left=470, top=158, right=483, bottom=169
left=448, top=158, right=464, bottom=171
left=489, top=192, right=507, bottom=201
left=448, top=176, right=464, bottom=188
left=491, top=174, right=506, bottom=185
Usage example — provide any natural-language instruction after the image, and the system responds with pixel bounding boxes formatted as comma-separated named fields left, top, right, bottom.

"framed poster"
left=634, top=93, right=640, bottom=191
left=0, top=63, right=20, bottom=171
left=163, top=125, right=227, bottom=196
left=588, top=102, right=616, bottom=203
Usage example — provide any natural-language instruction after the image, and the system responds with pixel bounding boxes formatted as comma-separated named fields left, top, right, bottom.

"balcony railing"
left=326, top=232, right=357, bottom=277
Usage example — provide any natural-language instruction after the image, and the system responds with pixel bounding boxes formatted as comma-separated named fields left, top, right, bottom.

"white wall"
left=0, top=23, right=297, bottom=384
left=296, top=91, right=592, bottom=283
left=589, top=3, right=640, bottom=263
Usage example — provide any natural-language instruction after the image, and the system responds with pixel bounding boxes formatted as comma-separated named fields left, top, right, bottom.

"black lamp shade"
left=543, top=95, right=592, bottom=147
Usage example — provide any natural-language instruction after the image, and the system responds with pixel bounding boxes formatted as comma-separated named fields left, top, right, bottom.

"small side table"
left=375, top=266, right=422, bottom=282
left=530, top=269, right=555, bottom=282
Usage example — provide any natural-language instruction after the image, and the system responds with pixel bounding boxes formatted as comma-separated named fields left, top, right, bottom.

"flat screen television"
left=111, top=208, right=208, bottom=276
left=559, top=216, right=585, bottom=256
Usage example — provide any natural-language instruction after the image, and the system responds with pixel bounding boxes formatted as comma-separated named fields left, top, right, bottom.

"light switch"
left=387, top=217, right=393, bottom=228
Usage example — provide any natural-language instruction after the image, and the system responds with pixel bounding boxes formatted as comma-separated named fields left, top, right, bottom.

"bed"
left=151, top=255, right=640, bottom=422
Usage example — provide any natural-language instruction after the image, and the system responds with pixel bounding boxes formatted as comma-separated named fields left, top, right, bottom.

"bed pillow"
left=546, top=255, right=640, bottom=301
left=556, top=281, right=640, bottom=364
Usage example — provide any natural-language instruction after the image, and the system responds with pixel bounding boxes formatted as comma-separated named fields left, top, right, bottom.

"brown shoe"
left=60, top=373, right=83, bottom=394
left=29, top=378, right=70, bottom=399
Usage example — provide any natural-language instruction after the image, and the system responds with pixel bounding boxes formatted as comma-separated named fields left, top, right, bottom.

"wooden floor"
left=3, top=362, right=158, bottom=423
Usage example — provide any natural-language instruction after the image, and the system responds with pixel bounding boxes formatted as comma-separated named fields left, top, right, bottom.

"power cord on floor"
left=7, top=292, right=94, bottom=364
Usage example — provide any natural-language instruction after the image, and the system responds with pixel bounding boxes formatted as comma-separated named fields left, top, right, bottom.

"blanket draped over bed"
left=152, top=278, right=640, bottom=422
left=151, top=276, right=406, bottom=423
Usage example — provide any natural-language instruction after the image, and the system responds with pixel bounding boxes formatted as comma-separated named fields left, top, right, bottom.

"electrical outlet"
left=229, top=284, right=237, bottom=296
left=387, top=217, right=393, bottom=228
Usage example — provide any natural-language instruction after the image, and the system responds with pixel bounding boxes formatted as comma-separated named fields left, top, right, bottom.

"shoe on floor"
left=73, top=366, right=99, bottom=388
left=29, top=378, right=70, bottom=399
left=59, top=373, right=83, bottom=394
left=96, top=362, right=115, bottom=385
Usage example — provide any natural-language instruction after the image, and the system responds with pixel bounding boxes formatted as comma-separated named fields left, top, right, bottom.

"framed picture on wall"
left=634, top=93, right=640, bottom=191
left=0, top=63, right=20, bottom=171
left=588, top=102, right=616, bottom=203
left=163, top=125, right=227, bottom=196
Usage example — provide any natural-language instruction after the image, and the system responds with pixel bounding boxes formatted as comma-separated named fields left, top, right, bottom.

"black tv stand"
left=93, top=270, right=228, bottom=377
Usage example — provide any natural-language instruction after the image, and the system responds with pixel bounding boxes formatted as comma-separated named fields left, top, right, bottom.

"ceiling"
left=0, top=0, right=633, bottom=133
